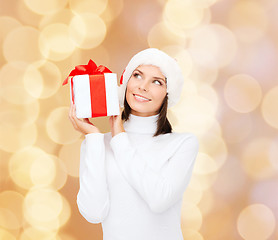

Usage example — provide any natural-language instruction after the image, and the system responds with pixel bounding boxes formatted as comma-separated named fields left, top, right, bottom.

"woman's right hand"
left=68, top=103, right=101, bottom=135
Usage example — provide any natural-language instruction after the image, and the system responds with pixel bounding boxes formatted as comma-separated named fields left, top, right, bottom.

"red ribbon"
left=62, top=59, right=112, bottom=86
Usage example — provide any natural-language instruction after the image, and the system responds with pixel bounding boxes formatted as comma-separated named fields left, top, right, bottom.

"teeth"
left=134, top=94, right=150, bottom=101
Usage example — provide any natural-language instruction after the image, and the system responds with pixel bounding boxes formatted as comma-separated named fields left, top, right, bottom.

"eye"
left=133, top=73, right=142, bottom=79
left=153, top=79, right=162, bottom=85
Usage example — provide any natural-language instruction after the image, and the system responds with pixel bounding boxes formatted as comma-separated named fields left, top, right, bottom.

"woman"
left=68, top=48, right=199, bottom=240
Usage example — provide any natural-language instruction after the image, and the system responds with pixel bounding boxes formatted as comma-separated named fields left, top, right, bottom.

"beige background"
left=0, top=0, right=277, bottom=239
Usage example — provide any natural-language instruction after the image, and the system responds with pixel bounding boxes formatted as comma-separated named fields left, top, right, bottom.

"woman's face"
left=125, top=65, right=167, bottom=117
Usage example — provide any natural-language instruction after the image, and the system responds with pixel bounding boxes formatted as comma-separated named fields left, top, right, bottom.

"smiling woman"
left=125, top=65, right=167, bottom=117
left=68, top=48, right=199, bottom=240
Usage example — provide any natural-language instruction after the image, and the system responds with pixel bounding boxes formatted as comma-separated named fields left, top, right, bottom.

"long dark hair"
left=121, top=91, right=172, bottom=137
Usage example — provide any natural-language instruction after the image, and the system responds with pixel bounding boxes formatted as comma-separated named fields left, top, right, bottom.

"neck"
left=123, top=113, right=159, bottom=135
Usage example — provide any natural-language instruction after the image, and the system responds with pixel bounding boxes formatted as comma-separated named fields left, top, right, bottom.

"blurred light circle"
left=189, top=172, right=218, bottom=191
left=59, top=196, right=71, bottom=228
left=194, top=152, right=218, bottom=175
left=0, top=16, right=22, bottom=45
left=202, top=201, right=233, bottom=237
left=59, top=139, right=83, bottom=177
left=261, top=86, right=278, bottom=129
left=189, top=62, right=218, bottom=86
left=0, top=100, right=40, bottom=128
left=46, top=107, right=82, bottom=144
left=190, top=0, right=219, bottom=8
left=3, top=26, right=43, bottom=63
left=148, top=22, right=187, bottom=49
left=69, top=0, right=108, bottom=15
left=164, top=0, right=204, bottom=29
left=57, top=233, right=77, bottom=240
left=222, top=113, right=253, bottom=143
left=190, top=64, right=218, bottom=85
left=197, top=190, right=214, bottom=216
left=241, top=138, right=276, bottom=180
left=0, top=209, right=19, bottom=230
left=181, top=203, right=202, bottom=230
left=23, top=65, right=43, bottom=99
left=30, top=155, right=56, bottom=187
left=250, top=179, right=278, bottom=219
left=23, top=188, right=63, bottom=226
left=198, top=84, right=219, bottom=108
left=101, top=0, right=124, bottom=23
left=0, top=191, right=24, bottom=229
left=213, top=156, right=248, bottom=201
left=0, top=229, right=16, bottom=240
left=15, top=0, right=41, bottom=28
left=23, top=61, right=62, bottom=99
left=0, top=124, right=37, bottom=153
left=269, top=137, right=278, bottom=170
left=23, top=0, right=68, bottom=15
left=39, top=23, right=76, bottom=61
left=183, top=187, right=203, bottom=205
left=50, top=158, right=68, bottom=191
left=179, top=80, right=198, bottom=96
left=162, top=46, right=193, bottom=78
left=182, top=229, right=204, bottom=240
left=180, top=94, right=217, bottom=117
left=172, top=94, right=219, bottom=135
left=174, top=113, right=218, bottom=136
left=20, top=227, right=57, bottom=240
left=237, top=204, right=275, bottom=240
left=203, top=117, right=222, bottom=137
left=0, top=62, right=36, bottom=105
left=228, top=1, right=268, bottom=43
left=199, top=134, right=227, bottom=170
left=224, top=74, right=262, bottom=113
left=69, top=13, right=106, bottom=49
left=9, top=147, right=56, bottom=189
left=189, top=24, right=237, bottom=68
left=39, top=9, right=74, bottom=29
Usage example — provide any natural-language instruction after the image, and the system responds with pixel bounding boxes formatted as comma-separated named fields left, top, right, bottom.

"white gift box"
left=69, top=73, right=120, bottom=118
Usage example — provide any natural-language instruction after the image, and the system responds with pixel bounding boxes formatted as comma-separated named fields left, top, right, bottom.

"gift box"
left=63, top=60, right=120, bottom=118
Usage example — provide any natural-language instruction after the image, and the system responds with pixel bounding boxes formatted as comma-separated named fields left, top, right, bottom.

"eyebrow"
left=134, top=68, right=167, bottom=83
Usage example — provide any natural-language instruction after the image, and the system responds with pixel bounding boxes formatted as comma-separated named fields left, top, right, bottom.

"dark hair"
left=121, top=91, right=172, bottom=137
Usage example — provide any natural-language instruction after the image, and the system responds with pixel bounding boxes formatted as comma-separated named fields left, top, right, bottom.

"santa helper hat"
left=118, top=48, right=185, bottom=108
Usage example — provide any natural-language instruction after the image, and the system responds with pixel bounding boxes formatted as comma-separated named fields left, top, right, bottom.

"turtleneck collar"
left=123, top=113, right=159, bottom=135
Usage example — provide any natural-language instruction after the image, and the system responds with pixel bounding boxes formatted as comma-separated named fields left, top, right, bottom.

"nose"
left=138, top=80, right=149, bottom=92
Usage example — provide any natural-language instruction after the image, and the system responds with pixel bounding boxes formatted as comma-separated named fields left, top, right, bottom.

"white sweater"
left=77, top=113, right=199, bottom=240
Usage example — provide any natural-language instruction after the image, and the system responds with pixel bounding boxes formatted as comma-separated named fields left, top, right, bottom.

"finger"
left=72, top=104, right=79, bottom=121
left=69, top=104, right=75, bottom=123
left=70, top=105, right=79, bottom=129
left=69, top=112, right=78, bottom=130
left=109, top=115, right=114, bottom=125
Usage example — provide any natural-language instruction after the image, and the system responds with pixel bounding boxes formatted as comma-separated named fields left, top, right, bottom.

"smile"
left=133, top=94, right=151, bottom=102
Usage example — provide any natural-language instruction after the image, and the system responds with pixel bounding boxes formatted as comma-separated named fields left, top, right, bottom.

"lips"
left=133, top=94, right=151, bottom=102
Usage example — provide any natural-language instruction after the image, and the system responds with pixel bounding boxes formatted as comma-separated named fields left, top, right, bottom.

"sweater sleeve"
left=77, top=133, right=110, bottom=223
left=110, top=132, right=199, bottom=214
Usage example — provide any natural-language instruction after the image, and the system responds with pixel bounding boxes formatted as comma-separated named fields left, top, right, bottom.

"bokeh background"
left=0, top=0, right=278, bottom=239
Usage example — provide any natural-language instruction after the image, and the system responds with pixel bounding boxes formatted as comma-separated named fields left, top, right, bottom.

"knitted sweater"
left=77, top=113, right=199, bottom=240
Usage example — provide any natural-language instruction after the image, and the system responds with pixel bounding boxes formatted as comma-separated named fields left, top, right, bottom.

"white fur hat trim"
left=118, top=48, right=184, bottom=108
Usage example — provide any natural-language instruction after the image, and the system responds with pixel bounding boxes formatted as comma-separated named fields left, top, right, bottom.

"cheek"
left=125, top=81, right=134, bottom=103
left=152, top=87, right=167, bottom=103
left=126, top=79, right=135, bottom=93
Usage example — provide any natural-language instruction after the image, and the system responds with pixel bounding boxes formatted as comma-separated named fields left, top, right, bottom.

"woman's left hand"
left=109, top=105, right=125, bottom=138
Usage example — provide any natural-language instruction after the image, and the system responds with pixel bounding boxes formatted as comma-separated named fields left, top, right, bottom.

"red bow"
left=62, top=59, right=112, bottom=85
